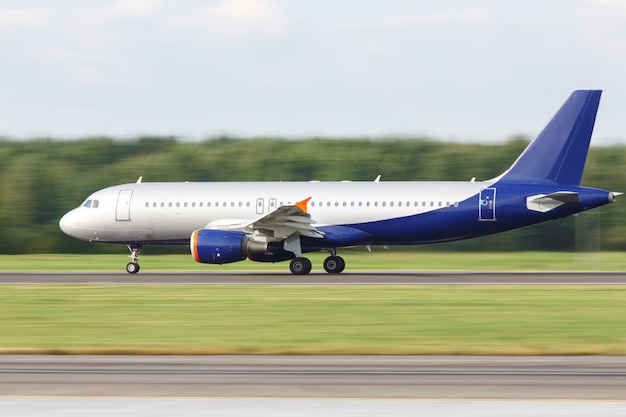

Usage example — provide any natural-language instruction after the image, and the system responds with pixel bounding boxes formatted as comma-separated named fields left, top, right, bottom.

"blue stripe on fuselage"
left=306, top=183, right=611, bottom=247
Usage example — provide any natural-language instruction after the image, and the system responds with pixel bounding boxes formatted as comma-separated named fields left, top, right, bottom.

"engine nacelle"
left=190, top=229, right=277, bottom=265
left=248, top=242, right=295, bottom=263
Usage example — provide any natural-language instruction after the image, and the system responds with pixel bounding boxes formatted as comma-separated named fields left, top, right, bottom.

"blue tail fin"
left=498, top=90, right=602, bottom=185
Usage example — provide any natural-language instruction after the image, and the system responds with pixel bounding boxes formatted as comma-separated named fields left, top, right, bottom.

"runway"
left=2, top=355, right=626, bottom=399
left=3, top=273, right=626, bottom=415
left=1, top=271, right=626, bottom=285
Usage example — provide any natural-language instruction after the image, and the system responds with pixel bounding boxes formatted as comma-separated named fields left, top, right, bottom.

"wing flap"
left=247, top=198, right=324, bottom=239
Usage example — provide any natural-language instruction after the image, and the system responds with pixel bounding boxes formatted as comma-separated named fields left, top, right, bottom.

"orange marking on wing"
left=295, top=196, right=312, bottom=213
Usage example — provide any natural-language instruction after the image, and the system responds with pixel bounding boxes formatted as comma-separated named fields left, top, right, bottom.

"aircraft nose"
left=59, top=209, right=79, bottom=237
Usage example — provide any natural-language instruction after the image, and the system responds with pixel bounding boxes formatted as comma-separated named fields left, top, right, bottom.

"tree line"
left=0, top=136, right=624, bottom=254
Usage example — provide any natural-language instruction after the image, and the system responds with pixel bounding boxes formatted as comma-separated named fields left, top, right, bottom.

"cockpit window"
left=81, top=199, right=99, bottom=208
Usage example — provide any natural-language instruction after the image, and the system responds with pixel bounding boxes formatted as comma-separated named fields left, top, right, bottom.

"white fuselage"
left=60, top=180, right=493, bottom=244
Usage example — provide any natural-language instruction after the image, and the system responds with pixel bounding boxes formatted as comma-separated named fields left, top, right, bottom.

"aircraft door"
left=116, top=190, right=133, bottom=221
left=256, top=197, right=277, bottom=215
left=479, top=188, right=496, bottom=221
left=256, top=198, right=264, bottom=214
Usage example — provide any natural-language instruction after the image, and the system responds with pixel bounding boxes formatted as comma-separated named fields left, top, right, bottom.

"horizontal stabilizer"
left=526, top=192, right=579, bottom=213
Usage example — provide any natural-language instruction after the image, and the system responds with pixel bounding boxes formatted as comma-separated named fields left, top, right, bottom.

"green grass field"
left=1, top=285, right=625, bottom=355
left=1, top=250, right=625, bottom=271
left=1, top=252, right=625, bottom=355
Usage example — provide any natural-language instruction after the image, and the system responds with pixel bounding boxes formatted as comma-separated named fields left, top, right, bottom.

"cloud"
left=0, top=8, right=51, bottom=31
left=109, top=0, right=165, bottom=17
left=386, top=7, right=492, bottom=26
left=165, top=0, right=289, bottom=47
left=0, top=0, right=289, bottom=86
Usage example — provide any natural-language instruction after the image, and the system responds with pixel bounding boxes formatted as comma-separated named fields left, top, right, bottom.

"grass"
left=1, top=285, right=625, bottom=355
left=1, top=250, right=626, bottom=271
left=1, top=252, right=624, bottom=355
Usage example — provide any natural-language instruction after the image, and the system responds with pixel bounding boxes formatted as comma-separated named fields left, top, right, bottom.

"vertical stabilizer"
left=498, top=90, right=602, bottom=185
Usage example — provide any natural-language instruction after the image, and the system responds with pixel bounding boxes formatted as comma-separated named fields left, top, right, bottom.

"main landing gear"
left=288, top=251, right=346, bottom=275
left=126, top=243, right=141, bottom=274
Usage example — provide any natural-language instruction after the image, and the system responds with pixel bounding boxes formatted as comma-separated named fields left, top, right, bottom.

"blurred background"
left=0, top=136, right=623, bottom=253
left=1, top=1, right=625, bottom=254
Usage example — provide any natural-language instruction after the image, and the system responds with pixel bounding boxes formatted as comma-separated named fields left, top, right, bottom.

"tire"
left=290, top=257, right=312, bottom=275
left=323, top=255, right=345, bottom=274
left=126, top=262, right=140, bottom=274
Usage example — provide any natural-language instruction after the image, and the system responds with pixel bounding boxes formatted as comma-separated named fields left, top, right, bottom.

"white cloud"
left=165, top=0, right=289, bottom=47
left=0, top=0, right=290, bottom=86
left=387, top=7, right=492, bottom=26
left=110, top=0, right=165, bottom=17
left=0, top=8, right=51, bottom=31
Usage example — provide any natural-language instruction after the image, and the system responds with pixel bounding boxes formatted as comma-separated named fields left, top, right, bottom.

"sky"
left=1, top=0, right=626, bottom=143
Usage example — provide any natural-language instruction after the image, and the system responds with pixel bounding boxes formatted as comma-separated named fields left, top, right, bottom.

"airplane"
left=59, top=90, right=620, bottom=275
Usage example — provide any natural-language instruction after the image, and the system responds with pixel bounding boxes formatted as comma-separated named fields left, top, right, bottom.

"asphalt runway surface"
left=2, top=355, right=626, bottom=400
left=2, top=271, right=626, bottom=285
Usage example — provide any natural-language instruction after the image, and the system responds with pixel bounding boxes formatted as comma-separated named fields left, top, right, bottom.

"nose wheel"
left=126, top=243, right=142, bottom=274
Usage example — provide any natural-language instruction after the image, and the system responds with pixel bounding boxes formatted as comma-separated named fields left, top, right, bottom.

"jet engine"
left=190, top=229, right=277, bottom=264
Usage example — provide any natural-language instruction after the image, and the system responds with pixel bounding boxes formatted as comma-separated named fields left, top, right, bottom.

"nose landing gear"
left=126, top=243, right=141, bottom=274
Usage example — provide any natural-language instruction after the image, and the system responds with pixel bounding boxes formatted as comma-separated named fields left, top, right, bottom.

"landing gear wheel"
left=126, top=243, right=142, bottom=274
left=126, top=262, right=140, bottom=274
left=290, top=257, right=312, bottom=275
left=323, top=255, right=345, bottom=274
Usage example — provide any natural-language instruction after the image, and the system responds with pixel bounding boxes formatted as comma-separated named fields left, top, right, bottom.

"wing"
left=246, top=197, right=324, bottom=239
left=203, top=197, right=324, bottom=240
